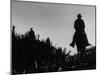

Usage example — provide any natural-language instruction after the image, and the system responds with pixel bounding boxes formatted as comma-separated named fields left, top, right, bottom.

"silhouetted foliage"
left=12, top=25, right=96, bottom=74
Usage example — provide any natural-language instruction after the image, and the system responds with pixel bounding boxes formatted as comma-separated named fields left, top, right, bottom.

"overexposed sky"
left=12, top=1, right=95, bottom=54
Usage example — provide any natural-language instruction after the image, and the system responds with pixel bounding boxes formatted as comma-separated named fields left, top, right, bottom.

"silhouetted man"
left=29, top=28, right=35, bottom=40
left=70, top=14, right=90, bottom=54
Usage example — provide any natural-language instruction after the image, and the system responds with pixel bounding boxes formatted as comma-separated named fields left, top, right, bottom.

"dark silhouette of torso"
left=74, top=18, right=85, bottom=32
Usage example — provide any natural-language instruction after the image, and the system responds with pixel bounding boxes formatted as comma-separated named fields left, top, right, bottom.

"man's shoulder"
left=81, top=19, right=84, bottom=21
left=75, top=19, right=84, bottom=22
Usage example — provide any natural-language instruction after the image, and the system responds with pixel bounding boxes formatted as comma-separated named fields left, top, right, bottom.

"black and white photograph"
left=11, top=0, right=96, bottom=74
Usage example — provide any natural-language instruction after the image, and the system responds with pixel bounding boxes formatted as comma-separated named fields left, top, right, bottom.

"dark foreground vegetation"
left=12, top=26, right=96, bottom=74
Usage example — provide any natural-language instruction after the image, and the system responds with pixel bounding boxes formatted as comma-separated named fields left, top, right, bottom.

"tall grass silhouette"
left=12, top=26, right=96, bottom=74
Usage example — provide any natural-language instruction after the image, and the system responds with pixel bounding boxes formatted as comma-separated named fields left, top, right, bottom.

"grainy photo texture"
left=11, top=0, right=96, bottom=74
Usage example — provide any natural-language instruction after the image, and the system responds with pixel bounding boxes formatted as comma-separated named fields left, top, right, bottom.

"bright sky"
left=12, top=1, right=96, bottom=54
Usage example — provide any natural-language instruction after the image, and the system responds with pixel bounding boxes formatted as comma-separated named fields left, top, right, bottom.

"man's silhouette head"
left=77, top=14, right=82, bottom=19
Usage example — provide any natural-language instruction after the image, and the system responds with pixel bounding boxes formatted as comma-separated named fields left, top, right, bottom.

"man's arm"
left=74, top=20, right=77, bottom=30
left=82, top=20, right=85, bottom=29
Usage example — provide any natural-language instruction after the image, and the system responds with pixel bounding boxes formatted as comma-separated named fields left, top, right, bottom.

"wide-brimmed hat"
left=77, top=14, right=82, bottom=17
